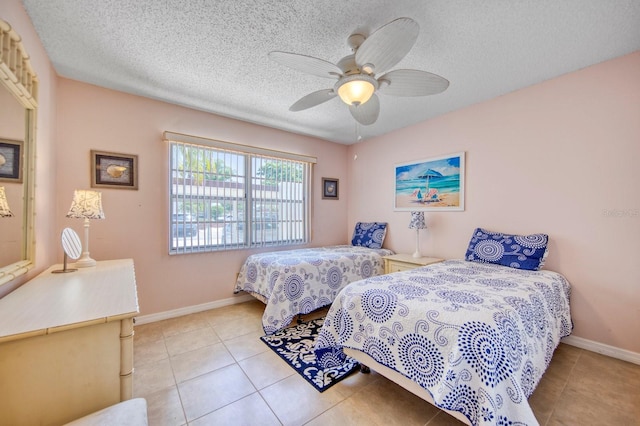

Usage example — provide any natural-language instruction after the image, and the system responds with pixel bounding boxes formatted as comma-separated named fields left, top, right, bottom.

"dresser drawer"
left=383, top=255, right=443, bottom=274
left=387, top=260, right=419, bottom=273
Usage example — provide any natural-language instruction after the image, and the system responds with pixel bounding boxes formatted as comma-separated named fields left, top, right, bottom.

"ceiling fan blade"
left=349, top=94, right=380, bottom=125
left=289, top=89, right=337, bottom=111
left=378, top=69, right=450, bottom=96
left=269, top=51, right=343, bottom=79
left=355, top=17, right=419, bottom=76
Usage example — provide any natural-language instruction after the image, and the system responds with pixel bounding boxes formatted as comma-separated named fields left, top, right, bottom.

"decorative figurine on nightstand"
left=408, top=211, right=426, bottom=258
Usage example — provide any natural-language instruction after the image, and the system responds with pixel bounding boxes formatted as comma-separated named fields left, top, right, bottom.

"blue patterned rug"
left=260, top=317, right=359, bottom=392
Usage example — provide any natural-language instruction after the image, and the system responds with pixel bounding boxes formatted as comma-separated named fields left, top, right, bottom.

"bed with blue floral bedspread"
left=314, top=259, right=572, bottom=425
left=234, top=244, right=394, bottom=334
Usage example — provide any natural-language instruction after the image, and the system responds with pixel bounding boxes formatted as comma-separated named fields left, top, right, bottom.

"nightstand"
left=383, top=254, right=443, bottom=274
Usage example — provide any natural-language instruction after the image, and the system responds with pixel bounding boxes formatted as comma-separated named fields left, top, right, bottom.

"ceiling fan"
left=269, top=17, right=449, bottom=126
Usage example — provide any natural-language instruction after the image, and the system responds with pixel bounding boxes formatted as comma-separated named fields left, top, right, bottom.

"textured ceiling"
left=21, top=0, right=640, bottom=144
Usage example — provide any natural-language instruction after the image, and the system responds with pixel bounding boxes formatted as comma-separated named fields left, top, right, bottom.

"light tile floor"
left=133, top=300, right=640, bottom=425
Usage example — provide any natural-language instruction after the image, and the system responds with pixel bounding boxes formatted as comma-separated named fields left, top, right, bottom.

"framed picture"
left=0, top=139, right=23, bottom=183
left=91, top=150, right=138, bottom=190
left=322, top=177, right=339, bottom=200
left=394, top=151, right=465, bottom=211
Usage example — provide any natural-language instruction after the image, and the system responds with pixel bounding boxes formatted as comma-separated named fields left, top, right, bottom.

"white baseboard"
left=561, top=335, right=640, bottom=365
left=134, top=294, right=255, bottom=325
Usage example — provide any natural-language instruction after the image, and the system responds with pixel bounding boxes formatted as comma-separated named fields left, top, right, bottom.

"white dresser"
left=0, top=259, right=139, bottom=426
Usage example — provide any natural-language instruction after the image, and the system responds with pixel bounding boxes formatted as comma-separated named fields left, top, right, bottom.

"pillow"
left=351, top=222, right=388, bottom=249
left=464, top=228, right=548, bottom=271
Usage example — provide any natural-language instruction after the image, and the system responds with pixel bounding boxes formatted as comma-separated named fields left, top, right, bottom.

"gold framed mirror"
left=0, top=19, right=38, bottom=286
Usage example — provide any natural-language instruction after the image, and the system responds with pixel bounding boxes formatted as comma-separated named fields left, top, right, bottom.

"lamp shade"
left=66, top=190, right=105, bottom=219
left=408, top=211, right=426, bottom=230
left=335, top=75, right=377, bottom=106
left=0, top=186, right=13, bottom=217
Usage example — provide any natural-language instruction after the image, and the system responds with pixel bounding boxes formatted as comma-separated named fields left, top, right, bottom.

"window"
left=165, top=132, right=316, bottom=254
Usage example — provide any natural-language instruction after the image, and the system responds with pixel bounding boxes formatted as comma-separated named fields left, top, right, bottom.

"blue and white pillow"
left=351, top=222, right=388, bottom=249
left=465, top=228, right=548, bottom=271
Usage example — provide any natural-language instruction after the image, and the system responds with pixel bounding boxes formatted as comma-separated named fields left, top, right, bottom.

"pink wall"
left=348, top=52, right=640, bottom=353
left=0, top=0, right=58, bottom=296
left=55, top=79, right=349, bottom=315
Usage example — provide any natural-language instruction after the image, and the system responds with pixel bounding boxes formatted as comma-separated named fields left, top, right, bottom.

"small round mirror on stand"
left=52, top=228, right=82, bottom=273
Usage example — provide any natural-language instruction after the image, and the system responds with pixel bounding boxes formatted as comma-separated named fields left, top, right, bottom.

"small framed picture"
left=91, top=150, right=138, bottom=190
left=322, top=177, right=339, bottom=200
left=0, top=139, right=23, bottom=183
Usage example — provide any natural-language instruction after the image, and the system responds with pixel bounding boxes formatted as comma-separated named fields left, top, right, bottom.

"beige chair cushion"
left=64, top=398, right=148, bottom=426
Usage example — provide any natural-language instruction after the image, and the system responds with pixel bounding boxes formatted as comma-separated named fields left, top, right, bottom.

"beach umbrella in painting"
left=418, top=169, right=442, bottom=201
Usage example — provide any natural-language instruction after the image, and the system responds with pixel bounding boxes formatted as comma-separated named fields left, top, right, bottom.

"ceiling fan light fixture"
left=270, top=18, right=448, bottom=126
left=335, top=74, right=378, bottom=106
left=361, top=63, right=375, bottom=74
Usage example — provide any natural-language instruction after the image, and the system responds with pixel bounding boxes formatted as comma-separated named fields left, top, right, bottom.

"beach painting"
left=394, top=152, right=465, bottom=211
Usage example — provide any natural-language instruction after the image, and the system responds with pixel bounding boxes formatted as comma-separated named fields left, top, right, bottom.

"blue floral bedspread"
left=234, top=245, right=394, bottom=334
left=314, top=260, right=572, bottom=425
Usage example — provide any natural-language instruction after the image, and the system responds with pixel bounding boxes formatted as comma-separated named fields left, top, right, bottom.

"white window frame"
left=165, top=132, right=316, bottom=254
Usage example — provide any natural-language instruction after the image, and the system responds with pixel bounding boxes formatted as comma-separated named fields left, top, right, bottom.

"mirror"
left=0, top=19, right=38, bottom=287
left=61, top=228, right=82, bottom=260
left=0, top=86, right=24, bottom=267
left=52, top=228, right=81, bottom=274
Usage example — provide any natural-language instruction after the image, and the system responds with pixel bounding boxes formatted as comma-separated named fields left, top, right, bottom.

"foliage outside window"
left=168, top=138, right=313, bottom=254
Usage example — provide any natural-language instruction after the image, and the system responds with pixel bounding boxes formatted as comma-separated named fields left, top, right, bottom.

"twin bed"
left=315, top=259, right=572, bottom=425
left=235, top=226, right=573, bottom=425
left=315, top=228, right=572, bottom=426
left=234, top=222, right=392, bottom=334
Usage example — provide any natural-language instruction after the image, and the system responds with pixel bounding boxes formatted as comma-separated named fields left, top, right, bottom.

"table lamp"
left=66, top=189, right=105, bottom=267
left=408, top=211, right=426, bottom=258
left=0, top=186, right=13, bottom=217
